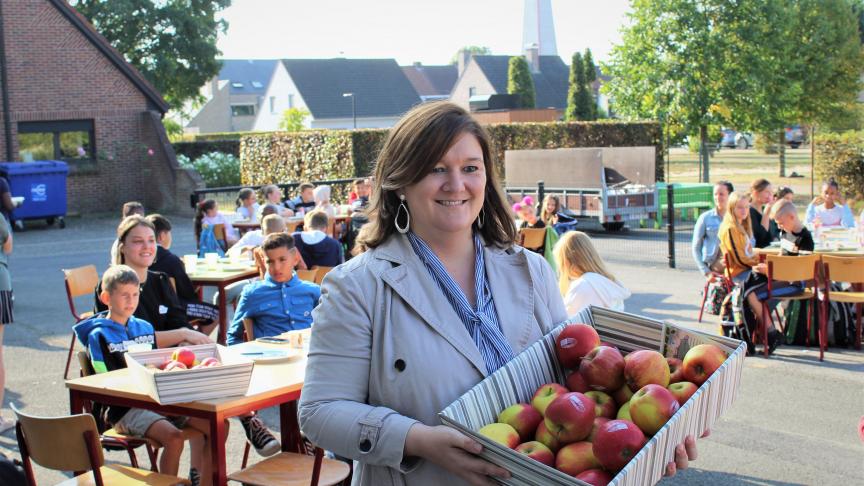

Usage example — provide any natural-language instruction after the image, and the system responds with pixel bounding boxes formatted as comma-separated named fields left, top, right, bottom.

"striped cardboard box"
left=439, top=306, right=746, bottom=486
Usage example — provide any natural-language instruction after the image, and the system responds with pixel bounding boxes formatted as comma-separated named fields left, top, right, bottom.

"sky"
left=215, top=0, right=632, bottom=65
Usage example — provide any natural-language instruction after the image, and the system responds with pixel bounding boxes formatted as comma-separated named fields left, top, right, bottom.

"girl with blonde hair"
left=553, top=231, right=630, bottom=315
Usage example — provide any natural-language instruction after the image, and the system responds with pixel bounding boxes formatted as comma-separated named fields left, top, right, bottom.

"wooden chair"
left=313, top=266, right=333, bottom=285
left=228, top=447, right=350, bottom=486
left=243, top=317, right=256, bottom=342
left=763, top=254, right=821, bottom=359
left=518, top=227, right=546, bottom=251
left=821, top=255, right=864, bottom=353
left=12, top=404, right=190, bottom=486
left=62, top=265, right=99, bottom=380
left=77, top=351, right=201, bottom=473
left=297, top=269, right=317, bottom=282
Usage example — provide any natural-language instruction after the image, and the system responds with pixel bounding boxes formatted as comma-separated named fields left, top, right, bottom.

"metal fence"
left=191, top=178, right=357, bottom=213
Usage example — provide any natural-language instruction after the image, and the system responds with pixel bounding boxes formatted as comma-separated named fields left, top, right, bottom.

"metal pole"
left=536, top=181, right=545, bottom=216
left=0, top=0, right=14, bottom=161
left=352, top=96, right=356, bottom=129
left=810, top=125, right=815, bottom=199
left=667, top=184, right=676, bottom=269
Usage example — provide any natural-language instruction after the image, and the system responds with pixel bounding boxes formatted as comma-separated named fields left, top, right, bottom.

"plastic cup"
left=205, top=252, right=219, bottom=270
left=183, top=254, right=198, bottom=274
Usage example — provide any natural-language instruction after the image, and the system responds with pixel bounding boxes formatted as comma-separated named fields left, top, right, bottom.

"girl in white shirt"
left=805, top=179, right=854, bottom=229
left=234, top=187, right=260, bottom=221
left=553, top=231, right=631, bottom=316
left=194, top=199, right=238, bottom=247
left=313, top=185, right=336, bottom=218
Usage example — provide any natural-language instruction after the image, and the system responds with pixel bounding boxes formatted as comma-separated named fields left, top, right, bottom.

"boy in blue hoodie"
left=74, top=265, right=212, bottom=485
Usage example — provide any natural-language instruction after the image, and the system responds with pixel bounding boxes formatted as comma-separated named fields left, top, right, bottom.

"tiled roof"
left=401, top=64, right=458, bottom=97
left=218, top=60, right=278, bottom=95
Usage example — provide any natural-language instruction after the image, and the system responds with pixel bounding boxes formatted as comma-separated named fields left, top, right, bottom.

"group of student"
left=71, top=195, right=338, bottom=486
left=692, top=177, right=861, bottom=355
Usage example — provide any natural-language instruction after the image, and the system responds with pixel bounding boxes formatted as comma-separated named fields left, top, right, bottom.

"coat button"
left=394, top=359, right=406, bottom=372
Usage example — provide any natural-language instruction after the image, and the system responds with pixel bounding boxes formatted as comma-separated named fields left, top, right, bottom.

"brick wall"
left=0, top=0, right=187, bottom=214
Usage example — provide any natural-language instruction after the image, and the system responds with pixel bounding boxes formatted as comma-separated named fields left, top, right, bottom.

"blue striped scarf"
left=407, top=232, right=514, bottom=374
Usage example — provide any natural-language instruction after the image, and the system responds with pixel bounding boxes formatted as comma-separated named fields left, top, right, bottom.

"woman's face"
left=402, top=132, right=486, bottom=240
left=734, top=198, right=750, bottom=223
left=713, top=185, right=730, bottom=211
left=755, top=185, right=773, bottom=205
left=121, top=225, right=156, bottom=269
left=545, top=198, right=557, bottom=213
left=243, top=194, right=254, bottom=206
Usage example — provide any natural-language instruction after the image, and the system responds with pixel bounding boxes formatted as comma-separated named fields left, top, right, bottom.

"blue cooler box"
left=0, top=160, right=68, bottom=227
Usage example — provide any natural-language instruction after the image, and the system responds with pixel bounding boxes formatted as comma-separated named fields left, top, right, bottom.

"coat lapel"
left=484, top=245, right=536, bottom=352
left=377, top=236, right=489, bottom=376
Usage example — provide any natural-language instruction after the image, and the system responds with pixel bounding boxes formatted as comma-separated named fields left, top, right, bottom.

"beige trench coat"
left=299, top=234, right=568, bottom=486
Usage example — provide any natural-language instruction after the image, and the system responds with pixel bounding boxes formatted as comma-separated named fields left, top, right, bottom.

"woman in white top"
left=312, top=185, right=336, bottom=218
left=234, top=188, right=260, bottom=221
left=553, top=231, right=631, bottom=316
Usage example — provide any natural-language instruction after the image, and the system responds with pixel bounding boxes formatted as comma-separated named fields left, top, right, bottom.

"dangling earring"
left=477, top=208, right=485, bottom=229
left=394, top=194, right=410, bottom=234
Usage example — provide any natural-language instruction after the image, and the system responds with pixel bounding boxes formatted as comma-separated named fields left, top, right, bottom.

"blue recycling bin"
left=0, top=160, right=68, bottom=228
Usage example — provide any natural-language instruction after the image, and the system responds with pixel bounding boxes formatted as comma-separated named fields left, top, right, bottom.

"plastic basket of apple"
left=124, top=343, right=254, bottom=405
left=439, top=306, right=746, bottom=486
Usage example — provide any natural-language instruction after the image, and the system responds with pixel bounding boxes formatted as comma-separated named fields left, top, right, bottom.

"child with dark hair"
left=227, top=233, right=320, bottom=345
left=805, top=179, right=856, bottom=229
left=194, top=199, right=238, bottom=248
left=287, top=182, right=316, bottom=215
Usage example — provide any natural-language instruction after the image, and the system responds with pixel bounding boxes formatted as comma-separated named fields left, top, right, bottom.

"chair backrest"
left=77, top=350, right=95, bottom=377
left=12, top=403, right=103, bottom=473
left=254, top=247, right=267, bottom=279
left=286, top=221, right=302, bottom=233
left=243, top=317, right=255, bottom=341
left=765, top=253, right=821, bottom=282
left=63, top=265, right=99, bottom=320
left=519, top=228, right=546, bottom=250
left=297, top=269, right=317, bottom=282
left=822, top=255, right=864, bottom=284
left=314, top=266, right=333, bottom=285
left=212, top=223, right=226, bottom=241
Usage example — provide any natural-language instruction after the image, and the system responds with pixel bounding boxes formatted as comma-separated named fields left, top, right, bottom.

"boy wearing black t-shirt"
left=772, top=200, right=814, bottom=256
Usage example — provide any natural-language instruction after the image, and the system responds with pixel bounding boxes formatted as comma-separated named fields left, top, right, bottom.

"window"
left=288, top=94, right=294, bottom=109
left=269, top=96, right=276, bottom=114
left=251, top=81, right=264, bottom=89
left=469, top=87, right=477, bottom=97
left=18, top=120, right=94, bottom=164
left=231, top=104, right=256, bottom=117
left=231, top=82, right=244, bottom=89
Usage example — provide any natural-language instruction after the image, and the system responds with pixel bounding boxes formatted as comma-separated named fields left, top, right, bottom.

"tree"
left=449, top=46, right=491, bottom=64
left=583, top=48, right=598, bottom=120
left=278, top=108, right=310, bottom=132
left=72, top=0, right=231, bottom=108
left=565, top=52, right=593, bottom=121
left=507, top=56, right=536, bottom=109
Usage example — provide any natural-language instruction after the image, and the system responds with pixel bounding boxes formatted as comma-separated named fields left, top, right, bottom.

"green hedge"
left=239, top=121, right=664, bottom=185
left=814, top=131, right=864, bottom=200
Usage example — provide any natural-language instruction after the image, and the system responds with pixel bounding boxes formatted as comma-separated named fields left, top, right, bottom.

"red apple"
left=682, top=344, right=727, bottom=385
left=498, top=403, right=543, bottom=441
left=532, top=383, right=568, bottom=416
left=612, top=385, right=634, bottom=407
left=667, top=357, right=685, bottom=383
left=592, top=419, right=646, bottom=472
left=584, top=391, right=616, bottom=419
left=587, top=417, right=610, bottom=443
left=163, top=360, right=187, bottom=372
left=576, top=468, right=614, bottom=486
left=543, top=392, right=596, bottom=445
left=565, top=371, right=589, bottom=393
left=170, top=346, right=196, bottom=368
left=478, top=423, right=520, bottom=449
left=579, top=346, right=625, bottom=392
left=534, top=420, right=561, bottom=453
left=555, top=441, right=600, bottom=477
left=616, top=401, right=632, bottom=421
left=200, top=357, right=220, bottom=367
left=556, top=324, right=601, bottom=369
left=668, top=382, right=698, bottom=406
left=515, top=440, right=555, bottom=467
left=629, top=384, right=681, bottom=435
left=624, top=350, right=670, bottom=392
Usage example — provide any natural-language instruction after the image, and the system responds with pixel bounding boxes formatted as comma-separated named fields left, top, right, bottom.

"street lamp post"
left=342, top=92, right=356, bottom=129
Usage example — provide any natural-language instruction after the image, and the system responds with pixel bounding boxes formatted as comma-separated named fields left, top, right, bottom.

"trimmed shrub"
left=239, top=121, right=664, bottom=186
left=814, top=131, right=864, bottom=200
left=178, top=152, right=241, bottom=187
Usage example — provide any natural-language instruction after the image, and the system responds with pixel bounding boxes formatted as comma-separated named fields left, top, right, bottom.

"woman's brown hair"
left=115, top=215, right=155, bottom=265
left=356, top=101, right=516, bottom=251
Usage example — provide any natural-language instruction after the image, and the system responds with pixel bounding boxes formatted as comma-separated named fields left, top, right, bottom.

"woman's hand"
left=753, top=263, right=767, bottom=274
left=404, top=424, right=510, bottom=486
left=664, top=429, right=710, bottom=477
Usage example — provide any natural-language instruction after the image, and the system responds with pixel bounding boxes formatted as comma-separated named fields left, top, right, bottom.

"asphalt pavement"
left=0, top=214, right=861, bottom=485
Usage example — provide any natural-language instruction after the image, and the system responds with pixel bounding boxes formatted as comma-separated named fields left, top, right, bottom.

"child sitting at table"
left=235, top=188, right=260, bottom=221
left=312, top=185, right=336, bottom=218
left=195, top=199, right=238, bottom=249
left=260, top=185, right=294, bottom=218
left=227, top=206, right=281, bottom=259
left=287, top=182, right=316, bottom=216
left=293, top=210, right=343, bottom=268
left=805, top=179, right=856, bottom=229
left=227, top=233, right=320, bottom=346
left=772, top=200, right=814, bottom=256
left=76, top=265, right=214, bottom=485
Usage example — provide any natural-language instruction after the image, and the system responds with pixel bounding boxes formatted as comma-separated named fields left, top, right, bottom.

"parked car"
left=785, top=125, right=806, bottom=148
left=719, top=129, right=754, bottom=149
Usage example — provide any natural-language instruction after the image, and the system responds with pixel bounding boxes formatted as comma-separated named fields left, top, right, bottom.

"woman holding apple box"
left=299, top=102, right=701, bottom=486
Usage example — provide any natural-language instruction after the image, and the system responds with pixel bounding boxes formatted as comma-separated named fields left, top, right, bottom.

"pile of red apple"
left=478, top=323, right=727, bottom=485
left=152, top=347, right=221, bottom=372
